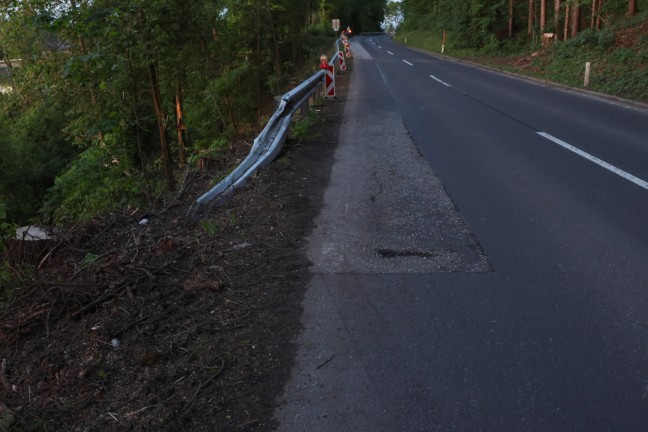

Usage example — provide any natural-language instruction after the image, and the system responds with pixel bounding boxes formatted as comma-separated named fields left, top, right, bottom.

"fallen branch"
left=0, top=359, right=11, bottom=390
left=71, top=277, right=141, bottom=318
left=181, top=357, right=225, bottom=413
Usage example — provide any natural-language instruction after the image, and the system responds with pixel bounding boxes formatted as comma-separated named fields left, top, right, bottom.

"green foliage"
left=291, top=111, right=318, bottom=139
left=41, top=142, right=147, bottom=225
left=0, top=200, right=16, bottom=297
left=0, top=0, right=388, bottom=228
left=0, top=201, right=16, bottom=245
left=0, top=101, right=76, bottom=225
left=395, top=30, right=444, bottom=53
left=200, top=219, right=221, bottom=236
left=535, top=11, right=648, bottom=102
left=188, top=137, right=230, bottom=164
left=307, top=23, right=331, bottom=37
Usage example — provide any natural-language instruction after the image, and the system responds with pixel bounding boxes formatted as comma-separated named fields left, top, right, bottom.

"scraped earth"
left=0, top=78, right=346, bottom=431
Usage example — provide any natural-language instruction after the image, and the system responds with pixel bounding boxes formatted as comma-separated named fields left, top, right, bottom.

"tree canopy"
left=399, top=0, right=643, bottom=50
left=0, top=0, right=387, bottom=226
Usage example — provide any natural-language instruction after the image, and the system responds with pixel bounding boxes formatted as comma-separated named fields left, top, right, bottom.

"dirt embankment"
left=0, top=75, right=346, bottom=431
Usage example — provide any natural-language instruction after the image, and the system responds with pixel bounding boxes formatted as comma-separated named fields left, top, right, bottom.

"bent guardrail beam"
left=193, top=45, right=344, bottom=211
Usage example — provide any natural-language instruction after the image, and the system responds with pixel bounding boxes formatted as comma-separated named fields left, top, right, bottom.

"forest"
left=0, top=0, right=386, bottom=230
left=397, top=0, right=643, bottom=48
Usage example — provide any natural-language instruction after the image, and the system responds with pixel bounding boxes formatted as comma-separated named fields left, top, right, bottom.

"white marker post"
left=441, top=30, right=446, bottom=54
left=584, top=62, right=591, bottom=87
left=332, top=18, right=340, bottom=32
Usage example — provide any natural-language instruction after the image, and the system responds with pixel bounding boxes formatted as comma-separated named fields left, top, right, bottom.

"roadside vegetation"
left=0, top=0, right=385, bottom=385
left=391, top=0, right=648, bottom=102
left=0, top=0, right=386, bottom=231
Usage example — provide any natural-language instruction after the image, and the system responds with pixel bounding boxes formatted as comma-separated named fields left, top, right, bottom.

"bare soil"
left=0, top=77, right=346, bottom=431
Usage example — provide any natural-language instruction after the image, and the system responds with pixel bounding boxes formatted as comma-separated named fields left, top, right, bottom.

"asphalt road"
left=274, top=35, right=648, bottom=431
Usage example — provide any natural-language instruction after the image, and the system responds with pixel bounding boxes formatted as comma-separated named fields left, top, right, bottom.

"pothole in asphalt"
left=375, top=248, right=440, bottom=259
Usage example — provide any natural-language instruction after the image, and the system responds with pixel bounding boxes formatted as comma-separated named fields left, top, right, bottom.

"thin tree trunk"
left=509, top=0, right=515, bottom=38
left=597, top=0, right=604, bottom=29
left=127, top=51, right=153, bottom=206
left=571, top=1, right=581, bottom=38
left=540, top=0, right=547, bottom=33
left=174, top=82, right=187, bottom=166
left=267, top=1, right=282, bottom=95
left=555, top=0, right=561, bottom=38
left=629, top=0, right=638, bottom=16
left=148, top=62, right=175, bottom=191
left=564, top=3, right=570, bottom=40
left=528, top=0, right=535, bottom=37
left=256, top=0, right=261, bottom=119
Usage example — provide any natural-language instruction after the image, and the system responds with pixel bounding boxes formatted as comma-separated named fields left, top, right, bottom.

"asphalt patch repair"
left=0, top=77, right=346, bottom=431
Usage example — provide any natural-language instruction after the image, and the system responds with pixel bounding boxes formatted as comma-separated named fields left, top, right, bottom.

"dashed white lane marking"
left=429, top=75, right=451, bottom=87
left=387, top=51, right=394, bottom=55
left=537, top=132, right=648, bottom=190
left=377, top=45, right=382, bottom=49
left=403, top=60, right=413, bottom=66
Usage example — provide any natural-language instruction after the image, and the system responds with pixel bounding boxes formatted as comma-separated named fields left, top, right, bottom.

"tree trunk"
left=597, top=0, right=604, bottom=29
left=267, top=0, right=282, bottom=95
left=540, top=0, right=547, bottom=33
left=554, top=0, right=561, bottom=39
left=126, top=50, right=153, bottom=205
left=629, top=0, right=638, bottom=16
left=174, top=82, right=187, bottom=166
left=564, top=3, right=570, bottom=40
left=509, top=0, right=515, bottom=38
left=528, top=0, right=535, bottom=37
left=571, top=1, right=581, bottom=38
left=591, top=0, right=597, bottom=29
left=148, top=63, right=175, bottom=191
left=256, top=0, right=261, bottom=119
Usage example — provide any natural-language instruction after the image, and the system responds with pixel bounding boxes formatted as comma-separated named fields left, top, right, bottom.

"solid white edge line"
left=429, top=75, right=451, bottom=87
left=403, top=60, right=413, bottom=66
left=537, top=132, right=648, bottom=190
left=387, top=51, right=394, bottom=55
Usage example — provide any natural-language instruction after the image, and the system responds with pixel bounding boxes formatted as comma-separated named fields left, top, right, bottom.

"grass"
left=291, top=111, right=318, bottom=139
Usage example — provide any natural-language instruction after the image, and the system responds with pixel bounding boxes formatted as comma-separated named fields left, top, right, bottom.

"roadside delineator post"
left=584, top=61, right=591, bottom=87
left=338, top=51, right=347, bottom=72
left=441, top=30, right=446, bottom=53
left=324, top=64, right=335, bottom=98
left=342, top=32, right=352, bottom=58
left=320, top=54, right=335, bottom=98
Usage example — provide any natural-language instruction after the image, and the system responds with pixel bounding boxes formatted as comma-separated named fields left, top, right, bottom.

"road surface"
left=274, top=35, right=648, bottom=431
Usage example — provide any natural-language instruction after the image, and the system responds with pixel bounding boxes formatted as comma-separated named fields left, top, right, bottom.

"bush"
left=41, top=138, right=147, bottom=225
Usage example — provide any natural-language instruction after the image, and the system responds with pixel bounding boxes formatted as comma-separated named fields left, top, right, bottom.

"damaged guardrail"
left=193, top=44, right=346, bottom=211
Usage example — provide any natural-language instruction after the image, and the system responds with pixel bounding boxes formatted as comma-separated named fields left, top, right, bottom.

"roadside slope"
left=0, top=76, right=348, bottom=431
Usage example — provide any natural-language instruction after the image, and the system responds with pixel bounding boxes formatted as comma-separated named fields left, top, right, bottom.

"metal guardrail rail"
left=193, top=44, right=343, bottom=210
